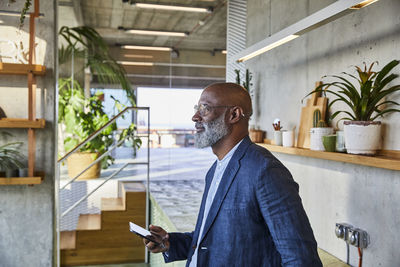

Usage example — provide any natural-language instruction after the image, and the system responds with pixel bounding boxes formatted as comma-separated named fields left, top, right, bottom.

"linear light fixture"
left=232, top=0, right=379, bottom=62
left=124, top=29, right=188, bottom=37
left=118, top=61, right=154, bottom=66
left=0, top=20, right=3, bottom=24
left=0, top=10, right=45, bottom=17
left=118, top=61, right=225, bottom=68
left=131, top=2, right=212, bottom=13
left=222, top=50, right=227, bottom=54
left=350, top=0, right=379, bottom=9
left=124, top=54, right=154, bottom=59
left=121, top=45, right=172, bottom=51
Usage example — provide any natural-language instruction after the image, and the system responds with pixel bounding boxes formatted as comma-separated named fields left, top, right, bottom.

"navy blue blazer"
left=164, top=136, right=322, bottom=266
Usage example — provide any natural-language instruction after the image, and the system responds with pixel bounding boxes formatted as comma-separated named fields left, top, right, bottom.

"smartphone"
left=129, top=222, right=160, bottom=245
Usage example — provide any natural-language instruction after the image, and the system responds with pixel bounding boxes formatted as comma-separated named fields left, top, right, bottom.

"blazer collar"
left=199, top=135, right=252, bottom=243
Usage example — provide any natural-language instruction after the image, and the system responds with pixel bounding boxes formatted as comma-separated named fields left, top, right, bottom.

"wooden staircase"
left=60, top=182, right=147, bottom=266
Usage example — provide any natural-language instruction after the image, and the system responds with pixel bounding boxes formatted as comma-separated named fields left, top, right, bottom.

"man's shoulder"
left=243, top=142, right=277, bottom=162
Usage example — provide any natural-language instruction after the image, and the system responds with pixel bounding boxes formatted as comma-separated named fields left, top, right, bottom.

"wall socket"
left=335, top=223, right=370, bottom=248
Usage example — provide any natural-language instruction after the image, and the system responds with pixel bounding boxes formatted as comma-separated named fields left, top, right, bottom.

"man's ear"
left=228, top=106, right=244, bottom=123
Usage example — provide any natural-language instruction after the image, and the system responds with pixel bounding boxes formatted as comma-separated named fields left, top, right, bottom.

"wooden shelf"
left=0, top=118, right=45, bottom=128
left=0, top=62, right=46, bottom=75
left=0, top=177, right=42, bottom=185
left=257, top=143, right=400, bottom=171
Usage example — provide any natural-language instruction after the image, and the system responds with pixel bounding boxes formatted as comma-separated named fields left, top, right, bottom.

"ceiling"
left=59, top=0, right=227, bottom=88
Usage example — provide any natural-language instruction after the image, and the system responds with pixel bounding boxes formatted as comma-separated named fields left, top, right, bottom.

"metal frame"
left=58, top=106, right=150, bottom=262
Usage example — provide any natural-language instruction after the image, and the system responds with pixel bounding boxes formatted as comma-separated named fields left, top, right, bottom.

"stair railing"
left=58, top=106, right=150, bottom=227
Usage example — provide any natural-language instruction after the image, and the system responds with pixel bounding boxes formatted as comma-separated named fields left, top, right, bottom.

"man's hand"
left=143, top=224, right=170, bottom=253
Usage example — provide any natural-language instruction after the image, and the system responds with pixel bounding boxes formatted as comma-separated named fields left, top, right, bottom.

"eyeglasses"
left=194, top=103, right=234, bottom=116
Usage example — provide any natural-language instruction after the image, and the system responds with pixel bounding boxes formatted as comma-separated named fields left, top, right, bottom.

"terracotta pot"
left=66, top=152, right=101, bottom=180
left=344, top=121, right=382, bottom=155
left=249, top=129, right=265, bottom=143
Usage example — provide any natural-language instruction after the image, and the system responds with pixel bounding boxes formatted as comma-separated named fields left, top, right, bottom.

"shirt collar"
left=217, top=138, right=244, bottom=164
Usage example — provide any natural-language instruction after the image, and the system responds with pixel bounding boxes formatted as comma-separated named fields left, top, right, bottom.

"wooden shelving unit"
left=0, top=177, right=42, bottom=185
left=257, top=143, right=400, bottom=171
left=0, top=62, right=46, bottom=75
left=0, top=118, right=45, bottom=128
left=0, top=0, right=45, bottom=185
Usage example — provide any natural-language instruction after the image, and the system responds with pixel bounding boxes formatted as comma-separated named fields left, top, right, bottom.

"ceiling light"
left=124, top=54, right=154, bottom=59
left=0, top=11, right=21, bottom=17
left=121, top=45, right=172, bottom=51
left=350, top=0, right=379, bottom=9
left=118, top=61, right=154, bottom=66
left=238, top=35, right=298, bottom=62
left=131, top=2, right=212, bottom=13
left=222, top=50, right=227, bottom=54
left=0, top=20, right=4, bottom=24
left=124, top=29, right=188, bottom=37
left=232, top=0, right=380, bottom=62
left=0, top=10, right=44, bottom=17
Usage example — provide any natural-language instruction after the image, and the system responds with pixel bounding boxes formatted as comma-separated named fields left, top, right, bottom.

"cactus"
left=317, top=120, right=327, bottom=127
left=313, top=109, right=327, bottom=127
left=313, top=109, right=321, bottom=128
left=234, top=69, right=241, bottom=85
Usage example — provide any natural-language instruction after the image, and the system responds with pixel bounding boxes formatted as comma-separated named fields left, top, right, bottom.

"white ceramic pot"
left=282, top=130, right=294, bottom=147
left=274, top=131, right=282, bottom=146
left=310, top=127, right=334, bottom=151
left=343, top=121, right=382, bottom=155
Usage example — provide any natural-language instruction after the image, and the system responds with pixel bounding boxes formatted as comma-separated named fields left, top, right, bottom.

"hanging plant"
left=19, top=0, right=32, bottom=29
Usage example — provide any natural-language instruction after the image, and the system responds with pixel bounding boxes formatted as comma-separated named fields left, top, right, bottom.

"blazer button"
left=192, top=245, right=197, bottom=249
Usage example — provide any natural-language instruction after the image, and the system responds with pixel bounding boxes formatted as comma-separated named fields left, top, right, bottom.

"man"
left=143, top=82, right=322, bottom=266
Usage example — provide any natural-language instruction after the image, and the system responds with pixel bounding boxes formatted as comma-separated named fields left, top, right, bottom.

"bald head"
left=203, top=82, right=253, bottom=119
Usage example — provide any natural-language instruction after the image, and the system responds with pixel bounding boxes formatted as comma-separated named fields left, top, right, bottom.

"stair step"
left=122, top=182, right=146, bottom=193
left=101, top=197, right=125, bottom=211
left=77, top=214, right=101, bottom=231
left=60, top=231, right=76, bottom=250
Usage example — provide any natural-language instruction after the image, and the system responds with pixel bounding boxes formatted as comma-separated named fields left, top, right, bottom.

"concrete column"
left=0, top=0, right=58, bottom=266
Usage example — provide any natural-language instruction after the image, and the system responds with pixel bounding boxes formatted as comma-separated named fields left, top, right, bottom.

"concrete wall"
left=241, top=0, right=400, bottom=266
left=0, top=1, right=57, bottom=266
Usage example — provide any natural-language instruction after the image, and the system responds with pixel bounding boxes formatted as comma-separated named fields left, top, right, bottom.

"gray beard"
left=194, top=113, right=229, bottom=148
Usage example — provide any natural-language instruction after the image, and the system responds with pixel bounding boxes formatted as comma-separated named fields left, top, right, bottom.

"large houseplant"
left=307, top=60, right=400, bottom=155
left=58, top=26, right=140, bottom=179
left=58, top=78, right=116, bottom=178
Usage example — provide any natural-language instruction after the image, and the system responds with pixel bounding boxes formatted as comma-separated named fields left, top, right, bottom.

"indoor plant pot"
left=306, top=60, right=400, bottom=155
left=66, top=152, right=101, bottom=180
left=310, top=127, right=334, bottom=151
left=343, top=121, right=381, bottom=155
left=309, top=109, right=333, bottom=151
left=249, top=128, right=265, bottom=143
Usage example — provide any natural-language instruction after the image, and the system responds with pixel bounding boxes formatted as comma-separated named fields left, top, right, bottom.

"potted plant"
left=307, top=60, right=400, bottom=155
left=309, top=109, right=334, bottom=151
left=0, top=141, right=25, bottom=177
left=58, top=78, right=118, bottom=179
left=235, top=69, right=265, bottom=143
left=58, top=26, right=141, bottom=179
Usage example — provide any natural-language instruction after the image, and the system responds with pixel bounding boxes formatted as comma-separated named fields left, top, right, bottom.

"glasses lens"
left=194, top=104, right=210, bottom=116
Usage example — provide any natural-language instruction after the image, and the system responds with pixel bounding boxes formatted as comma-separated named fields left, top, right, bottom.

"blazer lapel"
left=199, top=136, right=252, bottom=244
left=192, top=161, right=217, bottom=245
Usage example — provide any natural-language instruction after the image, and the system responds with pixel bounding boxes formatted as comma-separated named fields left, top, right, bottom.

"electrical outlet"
left=335, top=223, right=353, bottom=240
left=346, top=228, right=370, bottom=248
left=336, top=223, right=370, bottom=248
